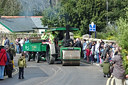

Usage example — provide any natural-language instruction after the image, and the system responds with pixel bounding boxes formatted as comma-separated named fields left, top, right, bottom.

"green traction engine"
left=23, top=25, right=81, bottom=66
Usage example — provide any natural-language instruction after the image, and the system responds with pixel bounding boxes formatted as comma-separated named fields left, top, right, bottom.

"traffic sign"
left=89, top=22, right=96, bottom=32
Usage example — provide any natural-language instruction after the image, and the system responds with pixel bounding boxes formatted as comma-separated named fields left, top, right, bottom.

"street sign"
left=89, top=22, right=96, bottom=31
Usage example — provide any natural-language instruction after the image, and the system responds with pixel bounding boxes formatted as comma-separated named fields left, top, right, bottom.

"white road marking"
left=106, top=78, right=111, bottom=85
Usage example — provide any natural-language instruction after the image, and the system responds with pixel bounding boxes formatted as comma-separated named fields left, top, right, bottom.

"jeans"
left=96, top=53, right=99, bottom=63
left=0, top=66, right=5, bottom=79
left=16, top=45, right=20, bottom=53
left=83, top=50, right=86, bottom=59
left=21, top=46, right=23, bottom=52
left=19, top=67, right=24, bottom=78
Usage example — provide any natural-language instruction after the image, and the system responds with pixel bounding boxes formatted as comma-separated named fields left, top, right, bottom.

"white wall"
left=0, top=24, right=11, bottom=33
left=38, top=29, right=46, bottom=34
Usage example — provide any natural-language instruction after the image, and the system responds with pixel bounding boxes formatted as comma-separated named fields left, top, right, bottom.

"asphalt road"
left=0, top=54, right=107, bottom=85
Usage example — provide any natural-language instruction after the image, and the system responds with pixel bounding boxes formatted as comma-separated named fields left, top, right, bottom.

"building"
left=0, top=16, right=48, bottom=33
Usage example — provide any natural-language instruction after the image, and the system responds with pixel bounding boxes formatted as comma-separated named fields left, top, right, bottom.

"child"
left=101, top=54, right=110, bottom=78
left=18, top=53, right=26, bottom=79
left=86, top=46, right=90, bottom=62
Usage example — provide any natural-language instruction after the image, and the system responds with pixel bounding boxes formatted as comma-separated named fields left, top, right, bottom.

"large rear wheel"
left=46, top=48, right=55, bottom=64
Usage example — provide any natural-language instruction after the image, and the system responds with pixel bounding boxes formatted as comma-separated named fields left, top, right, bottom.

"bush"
left=92, top=32, right=110, bottom=39
left=115, top=10, right=128, bottom=75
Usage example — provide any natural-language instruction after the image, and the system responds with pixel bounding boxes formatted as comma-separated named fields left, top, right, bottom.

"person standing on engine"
left=49, top=31, right=57, bottom=44
left=41, top=32, right=49, bottom=42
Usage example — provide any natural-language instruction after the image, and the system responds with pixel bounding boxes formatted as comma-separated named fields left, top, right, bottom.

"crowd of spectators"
left=0, top=37, right=28, bottom=80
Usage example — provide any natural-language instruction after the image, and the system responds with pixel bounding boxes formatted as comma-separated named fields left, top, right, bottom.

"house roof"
left=31, top=17, right=48, bottom=29
left=0, top=16, right=48, bottom=32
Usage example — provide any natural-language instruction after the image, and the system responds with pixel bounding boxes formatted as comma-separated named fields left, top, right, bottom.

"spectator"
left=90, top=42, right=95, bottom=64
left=6, top=45, right=16, bottom=69
left=82, top=39, right=87, bottom=60
left=0, top=48, right=7, bottom=80
left=112, top=46, right=125, bottom=85
left=18, top=52, right=26, bottom=79
left=100, top=44, right=104, bottom=64
left=15, top=38, right=20, bottom=54
left=4, top=37, right=10, bottom=47
left=25, top=37, right=29, bottom=43
left=86, top=46, right=90, bottom=62
left=74, top=38, right=82, bottom=47
left=95, top=41, right=100, bottom=63
left=88, top=40, right=92, bottom=49
left=4, top=53, right=12, bottom=78
left=10, top=43, right=16, bottom=68
left=19, top=38, right=25, bottom=53
left=2, top=37, right=5, bottom=46
left=101, top=53, right=111, bottom=78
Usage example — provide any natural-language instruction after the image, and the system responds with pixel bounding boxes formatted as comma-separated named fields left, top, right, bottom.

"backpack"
left=19, top=59, right=24, bottom=67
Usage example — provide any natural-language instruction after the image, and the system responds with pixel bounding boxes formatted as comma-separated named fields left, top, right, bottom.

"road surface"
left=0, top=54, right=107, bottom=85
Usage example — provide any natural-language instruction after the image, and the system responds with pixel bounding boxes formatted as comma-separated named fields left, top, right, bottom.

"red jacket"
left=0, top=49, right=7, bottom=66
left=86, top=48, right=90, bottom=56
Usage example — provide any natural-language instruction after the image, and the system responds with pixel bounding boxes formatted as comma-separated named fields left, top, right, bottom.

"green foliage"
left=123, top=56, right=128, bottom=75
left=108, top=0, right=128, bottom=21
left=41, top=0, right=128, bottom=36
left=92, top=32, right=106, bottom=39
left=41, top=0, right=107, bottom=35
left=113, top=8, right=128, bottom=74
left=0, top=0, right=21, bottom=16
left=115, top=16, right=128, bottom=50
left=74, top=35, right=82, bottom=39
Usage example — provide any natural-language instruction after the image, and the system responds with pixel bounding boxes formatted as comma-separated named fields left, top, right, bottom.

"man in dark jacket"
left=4, top=53, right=12, bottom=78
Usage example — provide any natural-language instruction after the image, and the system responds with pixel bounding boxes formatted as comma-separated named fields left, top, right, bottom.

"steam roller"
left=62, top=49, right=81, bottom=66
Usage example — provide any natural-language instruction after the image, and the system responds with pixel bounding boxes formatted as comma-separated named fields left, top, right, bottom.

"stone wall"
left=0, top=33, right=42, bottom=45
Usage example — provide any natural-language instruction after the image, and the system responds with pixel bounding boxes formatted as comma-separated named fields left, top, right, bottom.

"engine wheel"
left=35, top=53, right=40, bottom=63
left=27, top=53, right=31, bottom=61
left=46, top=48, right=55, bottom=64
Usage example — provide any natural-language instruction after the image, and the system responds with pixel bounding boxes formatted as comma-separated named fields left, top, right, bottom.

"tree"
left=0, top=0, right=21, bottom=16
left=115, top=8, right=128, bottom=50
left=108, top=0, right=128, bottom=22
left=41, top=0, right=107, bottom=35
left=41, top=0, right=128, bottom=36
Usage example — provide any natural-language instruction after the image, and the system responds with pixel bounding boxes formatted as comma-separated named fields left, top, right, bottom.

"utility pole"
left=106, top=0, right=108, bottom=25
